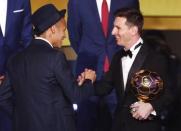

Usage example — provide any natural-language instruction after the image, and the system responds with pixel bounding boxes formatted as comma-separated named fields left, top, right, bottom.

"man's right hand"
left=84, top=69, right=96, bottom=83
left=77, top=68, right=96, bottom=86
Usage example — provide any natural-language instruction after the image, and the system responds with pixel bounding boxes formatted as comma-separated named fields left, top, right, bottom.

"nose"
left=112, top=27, right=116, bottom=36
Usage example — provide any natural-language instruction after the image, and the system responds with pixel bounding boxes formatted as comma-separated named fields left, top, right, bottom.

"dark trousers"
left=75, top=89, right=117, bottom=131
left=0, top=109, right=12, bottom=131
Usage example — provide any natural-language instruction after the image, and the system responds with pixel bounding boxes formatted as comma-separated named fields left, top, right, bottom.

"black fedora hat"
left=32, top=4, right=66, bottom=35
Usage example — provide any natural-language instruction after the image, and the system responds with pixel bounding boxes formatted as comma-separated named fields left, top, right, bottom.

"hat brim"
left=59, top=9, right=66, bottom=18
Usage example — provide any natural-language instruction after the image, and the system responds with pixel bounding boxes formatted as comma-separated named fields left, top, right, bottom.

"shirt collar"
left=35, top=37, right=53, bottom=48
left=129, top=37, right=143, bottom=52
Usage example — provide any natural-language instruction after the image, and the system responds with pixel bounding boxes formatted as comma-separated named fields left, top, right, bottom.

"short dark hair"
left=114, top=8, right=144, bottom=35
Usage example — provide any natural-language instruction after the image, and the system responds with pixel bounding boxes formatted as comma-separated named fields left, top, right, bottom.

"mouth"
left=115, top=38, right=120, bottom=41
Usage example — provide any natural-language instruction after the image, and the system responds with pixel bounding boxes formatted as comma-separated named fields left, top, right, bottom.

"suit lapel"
left=89, top=0, right=105, bottom=37
left=113, top=50, right=125, bottom=96
left=107, top=0, right=115, bottom=40
left=125, top=43, right=150, bottom=93
left=90, top=0, right=100, bottom=21
left=119, top=57, right=125, bottom=95
left=5, top=0, right=14, bottom=37
left=0, top=26, right=4, bottom=46
left=118, top=50, right=126, bottom=91
left=0, top=26, right=3, bottom=37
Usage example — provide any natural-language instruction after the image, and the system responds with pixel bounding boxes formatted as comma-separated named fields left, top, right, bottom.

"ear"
left=50, top=25, right=56, bottom=34
left=130, top=26, right=138, bottom=35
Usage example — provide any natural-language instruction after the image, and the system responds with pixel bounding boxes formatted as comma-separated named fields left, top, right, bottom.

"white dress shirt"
left=0, top=0, right=7, bottom=36
left=122, top=38, right=143, bottom=89
left=96, top=0, right=111, bottom=21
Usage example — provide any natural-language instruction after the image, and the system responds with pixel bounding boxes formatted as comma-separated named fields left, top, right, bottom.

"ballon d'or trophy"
left=131, top=69, right=163, bottom=120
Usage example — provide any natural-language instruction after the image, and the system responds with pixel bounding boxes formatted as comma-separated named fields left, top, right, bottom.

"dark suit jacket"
left=0, top=0, right=32, bottom=75
left=95, top=40, right=173, bottom=131
left=67, top=0, right=139, bottom=78
left=7, top=39, right=94, bottom=131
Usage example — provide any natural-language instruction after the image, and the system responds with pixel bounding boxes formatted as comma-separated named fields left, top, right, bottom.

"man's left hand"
left=130, top=101, right=154, bottom=120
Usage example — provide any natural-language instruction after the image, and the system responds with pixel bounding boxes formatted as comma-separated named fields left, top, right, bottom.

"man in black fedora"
left=5, top=4, right=96, bottom=131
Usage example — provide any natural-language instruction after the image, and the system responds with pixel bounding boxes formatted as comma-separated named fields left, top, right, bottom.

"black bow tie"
left=121, top=43, right=143, bottom=58
left=122, top=50, right=132, bottom=58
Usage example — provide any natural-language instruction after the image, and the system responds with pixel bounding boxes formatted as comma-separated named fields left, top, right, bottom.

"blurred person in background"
left=0, top=0, right=32, bottom=131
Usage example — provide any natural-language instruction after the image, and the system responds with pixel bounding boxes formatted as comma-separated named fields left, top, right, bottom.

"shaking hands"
left=77, top=68, right=96, bottom=86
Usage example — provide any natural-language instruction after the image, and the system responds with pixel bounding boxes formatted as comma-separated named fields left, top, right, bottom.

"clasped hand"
left=130, top=101, right=154, bottom=120
left=77, top=68, right=96, bottom=86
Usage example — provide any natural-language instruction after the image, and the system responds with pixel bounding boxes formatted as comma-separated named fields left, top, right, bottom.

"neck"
left=124, top=36, right=140, bottom=50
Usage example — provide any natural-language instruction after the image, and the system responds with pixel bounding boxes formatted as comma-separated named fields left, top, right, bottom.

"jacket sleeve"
left=54, top=52, right=94, bottom=103
left=94, top=53, right=119, bottom=96
left=94, top=72, right=114, bottom=96
left=0, top=73, right=13, bottom=116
